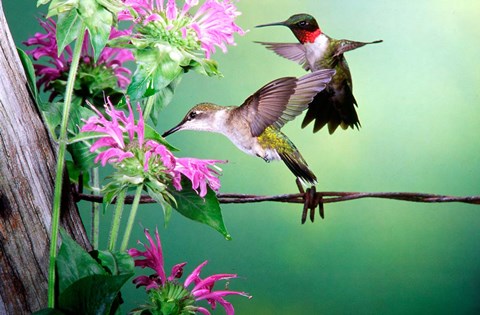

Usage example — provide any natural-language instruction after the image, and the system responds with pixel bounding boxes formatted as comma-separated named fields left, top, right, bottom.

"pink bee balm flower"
left=174, top=157, right=224, bottom=197
left=81, top=98, right=141, bottom=166
left=129, top=228, right=251, bottom=314
left=119, top=0, right=245, bottom=59
left=188, top=0, right=245, bottom=58
left=24, top=18, right=134, bottom=101
left=81, top=98, right=225, bottom=197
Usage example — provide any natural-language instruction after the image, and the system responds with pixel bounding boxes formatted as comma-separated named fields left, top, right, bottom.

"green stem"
left=48, top=27, right=86, bottom=308
left=108, top=189, right=126, bottom=251
left=91, top=167, right=100, bottom=249
left=120, top=184, right=144, bottom=252
left=143, top=95, right=155, bottom=122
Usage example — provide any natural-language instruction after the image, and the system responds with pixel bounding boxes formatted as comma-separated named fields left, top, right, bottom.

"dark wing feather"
left=242, top=77, right=297, bottom=137
left=272, top=70, right=334, bottom=130
left=238, top=70, right=335, bottom=137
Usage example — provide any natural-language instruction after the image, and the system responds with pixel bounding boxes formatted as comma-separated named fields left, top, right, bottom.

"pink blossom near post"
left=128, top=228, right=251, bottom=314
left=24, top=18, right=134, bottom=99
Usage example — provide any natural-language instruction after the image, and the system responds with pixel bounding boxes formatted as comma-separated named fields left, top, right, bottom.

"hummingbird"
left=162, top=70, right=335, bottom=185
left=256, top=13, right=382, bottom=134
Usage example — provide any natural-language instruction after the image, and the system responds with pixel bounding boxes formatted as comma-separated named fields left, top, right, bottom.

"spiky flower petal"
left=81, top=98, right=225, bottom=197
left=129, top=228, right=251, bottom=314
left=120, top=0, right=244, bottom=57
left=24, top=18, right=134, bottom=101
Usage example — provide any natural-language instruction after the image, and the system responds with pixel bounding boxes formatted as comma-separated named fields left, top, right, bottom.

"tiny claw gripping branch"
left=296, top=179, right=324, bottom=223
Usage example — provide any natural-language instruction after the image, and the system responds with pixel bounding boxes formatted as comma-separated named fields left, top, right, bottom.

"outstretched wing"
left=237, top=70, right=335, bottom=137
left=255, top=41, right=311, bottom=71
left=333, top=39, right=383, bottom=58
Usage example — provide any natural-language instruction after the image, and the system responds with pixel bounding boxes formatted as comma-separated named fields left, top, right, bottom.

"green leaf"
left=56, top=9, right=84, bottom=55
left=86, top=19, right=111, bottom=62
left=57, top=230, right=107, bottom=294
left=102, top=183, right=129, bottom=209
left=56, top=232, right=133, bottom=315
left=66, top=99, right=97, bottom=171
left=40, top=102, right=63, bottom=140
left=37, top=0, right=52, bottom=7
left=58, top=274, right=132, bottom=315
left=41, top=101, right=96, bottom=164
left=67, top=131, right=103, bottom=144
left=92, top=250, right=135, bottom=275
left=46, top=0, right=79, bottom=17
left=33, top=308, right=67, bottom=315
left=127, top=66, right=150, bottom=100
left=77, top=0, right=113, bottom=61
left=96, top=0, right=126, bottom=17
left=144, top=123, right=179, bottom=151
left=40, top=96, right=90, bottom=140
left=17, top=48, right=38, bottom=100
left=67, top=140, right=96, bottom=171
left=186, top=58, right=221, bottom=77
left=126, top=46, right=184, bottom=122
left=148, top=75, right=182, bottom=124
left=66, top=160, right=91, bottom=190
left=145, top=183, right=173, bottom=227
left=170, top=179, right=230, bottom=239
left=127, top=47, right=183, bottom=100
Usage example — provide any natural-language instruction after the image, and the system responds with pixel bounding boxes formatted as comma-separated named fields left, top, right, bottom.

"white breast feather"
left=304, top=34, right=329, bottom=70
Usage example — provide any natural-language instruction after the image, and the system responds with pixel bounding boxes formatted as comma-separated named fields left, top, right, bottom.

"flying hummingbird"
left=162, top=70, right=335, bottom=185
left=256, top=13, right=382, bottom=134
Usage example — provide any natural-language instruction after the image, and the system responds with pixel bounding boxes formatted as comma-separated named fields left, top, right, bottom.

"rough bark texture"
left=0, top=2, right=91, bottom=314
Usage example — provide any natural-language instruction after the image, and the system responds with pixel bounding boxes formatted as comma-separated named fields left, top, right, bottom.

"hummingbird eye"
left=188, top=111, right=197, bottom=120
left=297, top=21, right=309, bottom=28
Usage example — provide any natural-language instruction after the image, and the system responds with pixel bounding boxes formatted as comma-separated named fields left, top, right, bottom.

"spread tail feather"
left=301, top=81, right=360, bottom=134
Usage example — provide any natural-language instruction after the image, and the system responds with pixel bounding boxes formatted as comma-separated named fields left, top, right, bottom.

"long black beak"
left=255, top=21, right=286, bottom=28
left=162, top=121, right=184, bottom=137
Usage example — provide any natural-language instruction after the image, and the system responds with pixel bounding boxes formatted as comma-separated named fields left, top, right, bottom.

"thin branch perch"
left=76, top=188, right=480, bottom=224
left=76, top=191, right=480, bottom=205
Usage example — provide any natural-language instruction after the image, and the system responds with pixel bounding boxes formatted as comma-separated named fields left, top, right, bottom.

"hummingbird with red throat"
left=162, top=70, right=335, bottom=186
left=256, top=13, right=382, bottom=134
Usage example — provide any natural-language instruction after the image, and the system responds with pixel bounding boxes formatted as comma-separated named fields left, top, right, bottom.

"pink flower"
left=119, top=0, right=245, bottom=59
left=80, top=98, right=225, bottom=197
left=23, top=19, right=69, bottom=98
left=81, top=98, right=141, bottom=166
left=24, top=18, right=134, bottom=100
left=129, top=228, right=251, bottom=314
left=127, top=227, right=186, bottom=290
left=174, top=158, right=224, bottom=197
left=144, top=140, right=177, bottom=172
left=189, top=0, right=245, bottom=58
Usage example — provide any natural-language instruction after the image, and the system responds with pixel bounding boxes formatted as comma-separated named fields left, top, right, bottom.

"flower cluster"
left=24, top=18, right=134, bottom=101
left=129, top=228, right=250, bottom=314
left=115, top=0, right=245, bottom=103
left=81, top=98, right=224, bottom=197
left=120, top=0, right=245, bottom=59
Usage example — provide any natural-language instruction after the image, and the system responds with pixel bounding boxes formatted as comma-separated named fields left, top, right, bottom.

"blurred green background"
left=4, top=0, right=480, bottom=314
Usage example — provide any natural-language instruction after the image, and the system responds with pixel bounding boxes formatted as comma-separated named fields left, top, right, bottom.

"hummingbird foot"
left=296, top=179, right=324, bottom=223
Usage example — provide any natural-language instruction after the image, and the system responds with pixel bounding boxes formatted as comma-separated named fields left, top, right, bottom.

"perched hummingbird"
left=162, top=70, right=335, bottom=185
left=256, top=13, right=382, bottom=134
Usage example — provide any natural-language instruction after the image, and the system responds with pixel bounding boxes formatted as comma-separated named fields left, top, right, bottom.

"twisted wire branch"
left=75, top=188, right=480, bottom=223
left=76, top=191, right=480, bottom=206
